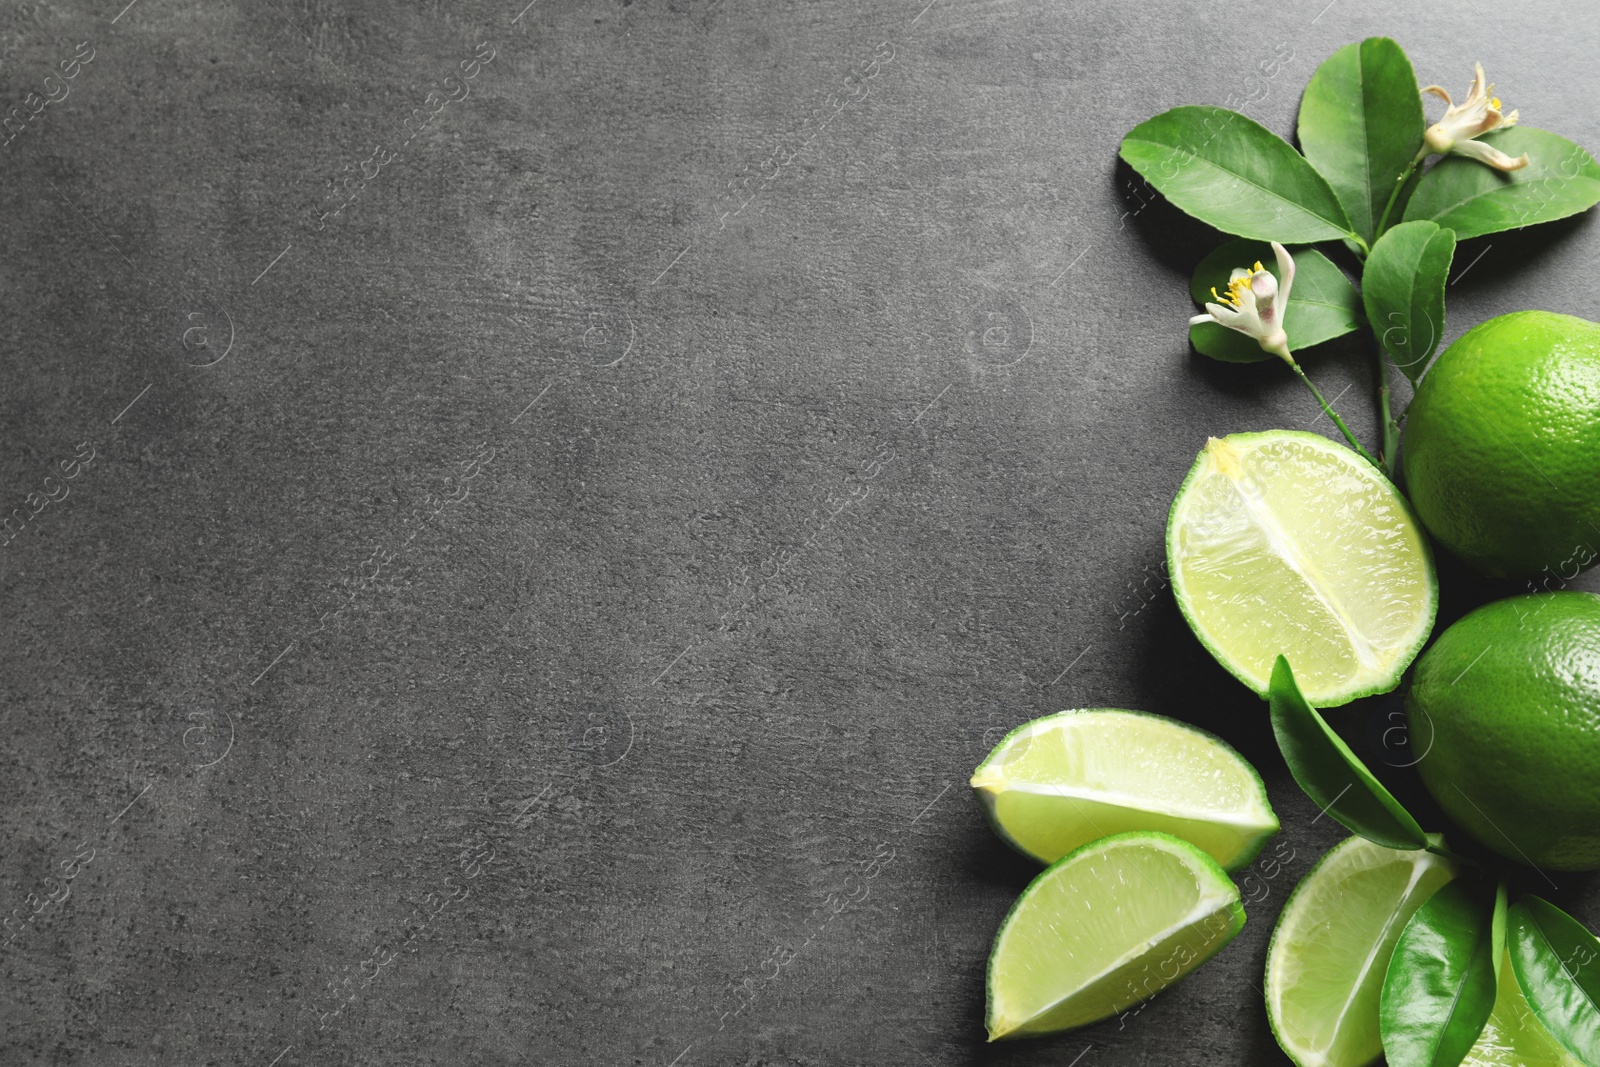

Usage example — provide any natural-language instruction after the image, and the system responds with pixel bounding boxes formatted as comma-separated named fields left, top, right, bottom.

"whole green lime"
left=1403, top=310, right=1600, bottom=579
left=1409, top=591, right=1600, bottom=871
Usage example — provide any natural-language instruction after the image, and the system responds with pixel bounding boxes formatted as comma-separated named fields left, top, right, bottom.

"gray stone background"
left=3, top=0, right=1598, bottom=1063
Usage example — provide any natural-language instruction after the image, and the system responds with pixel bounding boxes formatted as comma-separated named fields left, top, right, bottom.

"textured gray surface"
left=3, top=0, right=1599, bottom=1063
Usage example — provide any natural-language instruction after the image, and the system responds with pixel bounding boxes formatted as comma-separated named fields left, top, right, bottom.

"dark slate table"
left=3, top=0, right=1597, bottom=1063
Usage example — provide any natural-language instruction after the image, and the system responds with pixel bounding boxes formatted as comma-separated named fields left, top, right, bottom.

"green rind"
left=1409, top=592, right=1600, bottom=870
left=972, top=708, right=1279, bottom=871
left=1165, top=429, right=1439, bottom=707
left=985, top=831, right=1246, bottom=1041
left=1401, top=310, right=1600, bottom=580
left=1265, top=834, right=1458, bottom=1067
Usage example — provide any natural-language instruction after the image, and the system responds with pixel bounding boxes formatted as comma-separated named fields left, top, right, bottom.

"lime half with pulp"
left=986, top=831, right=1245, bottom=1041
left=971, top=709, right=1278, bottom=870
left=1167, top=430, right=1437, bottom=707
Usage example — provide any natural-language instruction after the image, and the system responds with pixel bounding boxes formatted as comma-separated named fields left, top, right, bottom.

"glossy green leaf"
left=1120, top=105, right=1355, bottom=243
left=1508, top=896, right=1600, bottom=1065
left=1298, top=37, right=1426, bottom=244
left=1380, top=880, right=1498, bottom=1067
left=1404, top=127, right=1600, bottom=238
left=1268, top=656, right=1429, bottom=851
left=1362, top=221, right=1456, bottom=384
left=1188, top=240, right=1364, bottom=361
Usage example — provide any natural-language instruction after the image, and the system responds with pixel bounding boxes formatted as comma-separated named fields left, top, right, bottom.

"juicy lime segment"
left=1266, top=835, right=1457, bottom=1067
left=1167, top=431, right=1437, bottom=707
left=1460, top=950, right=1583, bottom=1067
left=987, top=832, right=1245, bottom=1041
left=972, top=709, right=1278, bottom=870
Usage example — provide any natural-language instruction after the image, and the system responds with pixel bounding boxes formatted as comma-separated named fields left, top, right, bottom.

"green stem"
left=1375, top=347, right=1400, bottom=479
left=1374, top=158, right=1423, bottom=242
left=1287, top=357, right=1382, bottom=468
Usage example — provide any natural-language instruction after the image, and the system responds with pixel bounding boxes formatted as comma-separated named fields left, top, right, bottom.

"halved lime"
left=1266, top=834, right=1457, bottom=1067
left=971, top=709, right=1279, bottom=870
left=1459, top=950, right=1583, bottom=1067
left=986, top=831, right=1245, bottom=1041
left=1167, top=431, right=1437, bottom=707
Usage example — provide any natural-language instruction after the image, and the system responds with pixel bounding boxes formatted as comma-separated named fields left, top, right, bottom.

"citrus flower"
left=1189, top=241, right=1295, bottom=362
left=1420, top=63, right=1529, bottom=171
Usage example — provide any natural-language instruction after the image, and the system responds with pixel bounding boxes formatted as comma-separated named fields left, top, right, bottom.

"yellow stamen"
left=1211, top=267, right=1264, bottom=310
left=1252, top=261, right=1264, bottom=273
left=1218, top=274, right=1248, bottom=309
left=1490, top=96, right=1502, bottom=110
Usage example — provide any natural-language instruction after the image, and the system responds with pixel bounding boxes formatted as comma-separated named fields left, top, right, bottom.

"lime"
left=985, top=831, right=1245, bottom=1041
left=1458, top=950, right=1583, bottom=1067
left=1266, top=834, right=1457, bottom=1067
left=1167, top=430, right=1437, bottom=706
left=1409, top=591, right=1600, bottom=871
left=1403, top=310, right=1600, bottom=579
left=971, top=709, right=1278, bottom=870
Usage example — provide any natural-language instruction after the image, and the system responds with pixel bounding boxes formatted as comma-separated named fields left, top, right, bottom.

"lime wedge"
left=1266, top=835, right=1457, bottom=1067
left=986, top=831, right=1245, bottom=1041
left=1167, top=431, right=1437, bottom=707
left=1459, top=950, right=1583, bottom=1067
left=971, top=709, right=1279, bottom=870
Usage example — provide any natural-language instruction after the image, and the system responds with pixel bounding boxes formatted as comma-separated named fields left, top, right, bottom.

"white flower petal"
left=1423, top=65, right=1522, bottom=167
left=1270, top=242, right=1295, bottom=315
left=1452, top=137, right=1530, bottom=172
left=1465, top=62, right=1487, bottom=107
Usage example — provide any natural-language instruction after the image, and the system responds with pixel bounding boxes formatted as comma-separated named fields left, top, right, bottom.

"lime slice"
left=1167, top=431, right=1437, bottom=707
left=986, top=831, right=1245, bottom=1041
left=971, top=709, right=1279, bottom=870
left=1266, top=834, right=1457, bottom=1067
left=1460, top=950, right=1583, bottom=1067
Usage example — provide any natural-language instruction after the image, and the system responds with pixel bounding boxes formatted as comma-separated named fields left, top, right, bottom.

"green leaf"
left=1403, top=127, right=1600, bottom=239
left=1188, top=240, right=1364, bottom=362
left=1361, top=221, right=1456, bottom=384
left=1268, top=656, right=1429, bottom=851
left=1508, top=896, right=1600, bottom=1065
left=1298, top=37, right=1426, bottom=244
left=1120, top=105, right=1356, bottom=243
left=1380, top=880, right=1498, bottom=1067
